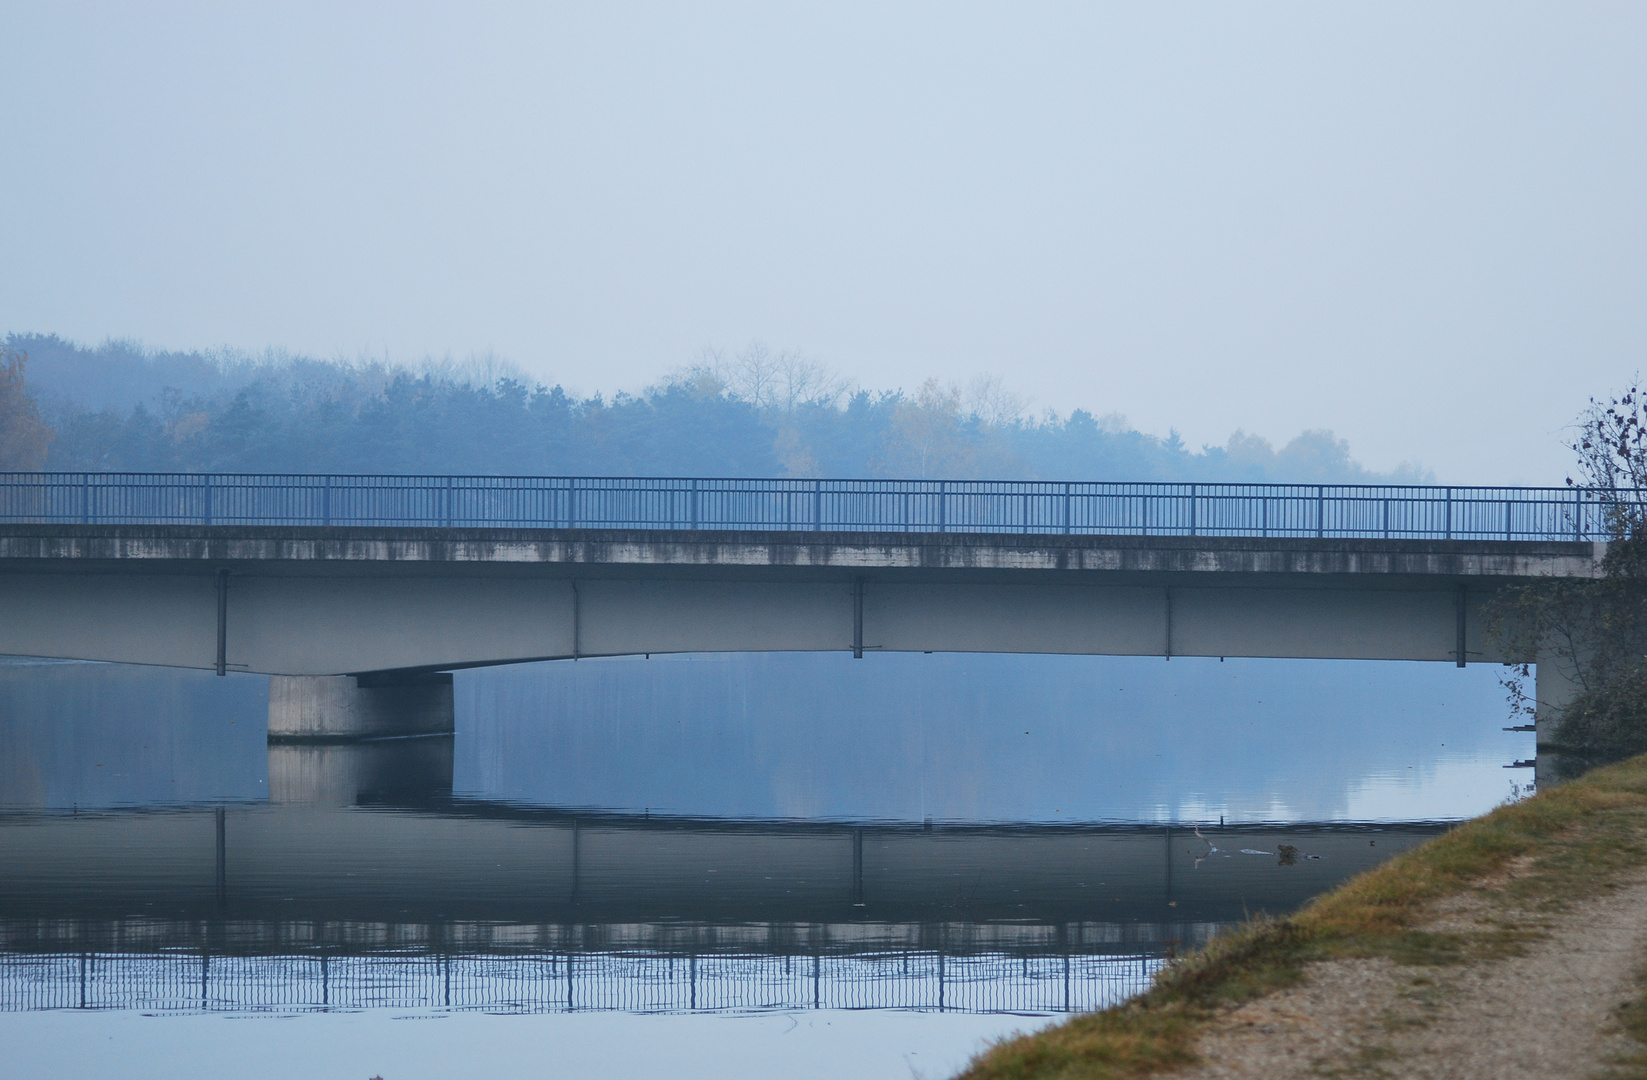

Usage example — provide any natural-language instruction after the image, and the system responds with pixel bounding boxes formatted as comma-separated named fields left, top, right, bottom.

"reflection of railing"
left=1, top=473, right=1641, bottom=539
left=1, top=951, right=1162, bottom=1015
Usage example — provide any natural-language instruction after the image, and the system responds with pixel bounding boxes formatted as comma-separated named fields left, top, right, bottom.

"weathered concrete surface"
left=0, top=525, right=1602, bottom=678
left=0, top=524, right=1606, bottom=580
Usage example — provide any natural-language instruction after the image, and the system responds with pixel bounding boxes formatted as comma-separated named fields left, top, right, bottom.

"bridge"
left=0, top=473, right=1616, bottom=742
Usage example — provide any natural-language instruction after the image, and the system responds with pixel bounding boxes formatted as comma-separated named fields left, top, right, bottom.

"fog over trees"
left=2, top=333, right=1430, bottom=482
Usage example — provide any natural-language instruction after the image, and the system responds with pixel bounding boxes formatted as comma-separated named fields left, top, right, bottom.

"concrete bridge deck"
left=0, top=524, right=1599, bottom=676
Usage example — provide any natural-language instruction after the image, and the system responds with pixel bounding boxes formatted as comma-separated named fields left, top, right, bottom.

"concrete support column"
left=267, top=672, right=455, bottom=742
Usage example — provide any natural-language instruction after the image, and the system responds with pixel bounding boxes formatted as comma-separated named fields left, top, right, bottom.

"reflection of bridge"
left=0, top=804, right=1441, bottom=942
left=0, top=949, right=1161, bottom=1015
left=0, top=474, right=1607, bottom=743
left=0, top=804, right=1440, bottom=1014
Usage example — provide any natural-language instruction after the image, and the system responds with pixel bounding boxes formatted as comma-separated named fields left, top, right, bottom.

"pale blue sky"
left=3, top=2, right=1645, bottom=481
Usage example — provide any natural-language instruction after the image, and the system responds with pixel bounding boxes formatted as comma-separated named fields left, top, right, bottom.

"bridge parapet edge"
left=0, top=524, right=1604, bottom=580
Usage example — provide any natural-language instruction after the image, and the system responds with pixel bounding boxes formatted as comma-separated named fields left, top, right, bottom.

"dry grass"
left=955, top=753, right=1647, bottom=1080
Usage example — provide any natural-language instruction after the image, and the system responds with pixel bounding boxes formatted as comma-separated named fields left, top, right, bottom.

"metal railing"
left=0, top=472, right=1638, bottom=540
left=0, top=949, right=1163, bottom=1015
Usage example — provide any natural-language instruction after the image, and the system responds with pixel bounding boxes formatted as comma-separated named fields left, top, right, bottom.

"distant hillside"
left=3, top=333, right=1430, bottom=483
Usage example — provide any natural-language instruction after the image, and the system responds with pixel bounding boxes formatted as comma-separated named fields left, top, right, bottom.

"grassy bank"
left=957, top=753, right=1647, bottom=1080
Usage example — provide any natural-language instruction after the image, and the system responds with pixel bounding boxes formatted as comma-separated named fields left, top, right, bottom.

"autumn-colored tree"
left=873, top=378, right=974, bottom=478
left=0, top=349, right=53, bottom=469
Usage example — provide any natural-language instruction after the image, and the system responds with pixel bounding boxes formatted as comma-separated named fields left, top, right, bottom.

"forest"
left=0, top=333, right=1430, bottom=483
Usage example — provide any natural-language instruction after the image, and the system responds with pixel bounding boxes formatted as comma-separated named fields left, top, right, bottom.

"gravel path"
left=1177, top=874, right=1647, bottom=1079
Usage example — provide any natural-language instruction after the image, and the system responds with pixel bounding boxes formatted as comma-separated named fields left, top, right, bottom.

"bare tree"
left=1569, top=377, right=1647, bottom=537
left=696, top=342, right=850, bottom=412
left=1490, top=376, right=1647, bottom=768
left=965, top=373, right=1028, bottom=428
left=419, top=351, right=532, bottom=391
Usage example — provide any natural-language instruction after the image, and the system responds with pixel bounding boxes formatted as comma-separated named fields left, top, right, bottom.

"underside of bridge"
left=0, top=523, right=1602, bottom=746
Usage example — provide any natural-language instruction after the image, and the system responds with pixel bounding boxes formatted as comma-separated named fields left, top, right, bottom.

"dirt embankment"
left=1177, top=869, right=1647, bottom=1079
left=958, top=756, right=1647, bottom=1080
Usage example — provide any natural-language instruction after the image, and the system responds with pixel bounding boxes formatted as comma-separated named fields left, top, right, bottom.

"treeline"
left=1, top=333, right=1430, bottom=483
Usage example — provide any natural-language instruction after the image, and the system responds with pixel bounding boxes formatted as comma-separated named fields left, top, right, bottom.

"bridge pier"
left=267, top=672, right=454, bottom=742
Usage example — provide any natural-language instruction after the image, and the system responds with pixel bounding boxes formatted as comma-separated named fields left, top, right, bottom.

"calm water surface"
left=0, top=653, right=1530, bottom=1079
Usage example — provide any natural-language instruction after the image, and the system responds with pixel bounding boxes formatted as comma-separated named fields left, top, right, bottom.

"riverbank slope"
left=958, top=754, right=1647, bottom=1080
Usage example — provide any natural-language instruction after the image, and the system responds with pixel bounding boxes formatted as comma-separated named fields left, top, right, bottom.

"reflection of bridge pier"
left=267, top=738, right=453, bottom=805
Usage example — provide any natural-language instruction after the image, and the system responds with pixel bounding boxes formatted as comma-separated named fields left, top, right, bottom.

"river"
left=0, top=652, right=1529, bottom=1079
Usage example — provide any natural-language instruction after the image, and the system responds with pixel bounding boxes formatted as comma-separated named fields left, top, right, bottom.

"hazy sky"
left=3, top=3, right=1645, bottom=482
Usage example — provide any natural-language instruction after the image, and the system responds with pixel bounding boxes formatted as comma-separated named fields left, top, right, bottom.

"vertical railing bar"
left=1445, top=487, right=1452, bottom=541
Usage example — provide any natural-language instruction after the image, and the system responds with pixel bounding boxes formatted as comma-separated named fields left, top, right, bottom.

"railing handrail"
left=0, top=470, right=1640, bottom=492
left=0, top=472, right=1640, bottom=542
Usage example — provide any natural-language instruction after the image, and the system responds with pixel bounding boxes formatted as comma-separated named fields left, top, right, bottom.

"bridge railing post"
left=1316, top=485, right=1324, bottom=538
left=1445, top=487, right=1453, bottom=541
left=1189, top=483, right=1197, bottom=536
left=203, top=473, right=213, bottom=526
